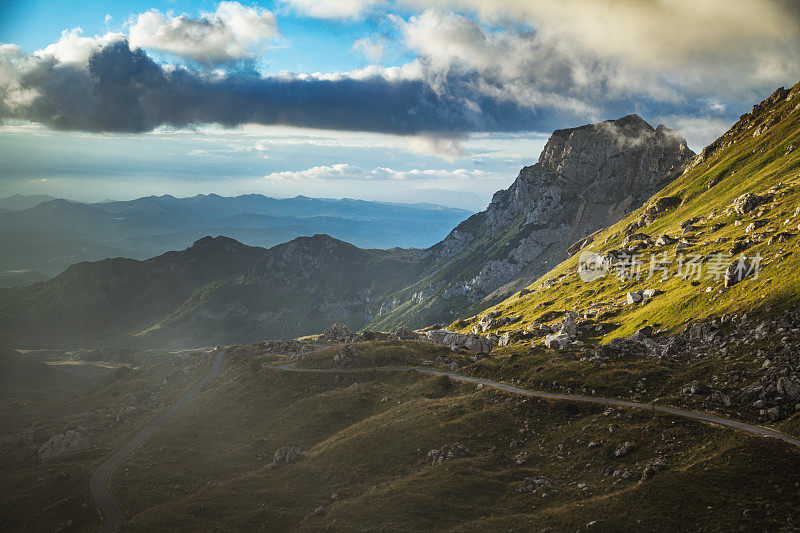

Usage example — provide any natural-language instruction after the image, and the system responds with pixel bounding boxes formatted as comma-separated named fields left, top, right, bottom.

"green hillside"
left=449, top=83, right=800, bottom=341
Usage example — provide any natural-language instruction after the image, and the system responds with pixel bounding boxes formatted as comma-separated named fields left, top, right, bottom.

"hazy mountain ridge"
left=0, top=194, right=470, bottom=286
left=0, top=234, right=425, bottom=347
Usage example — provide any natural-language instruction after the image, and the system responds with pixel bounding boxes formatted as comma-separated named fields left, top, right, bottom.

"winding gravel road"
left=90, top=349, right=225, bottom=532
left=91, top=348, right=800, bottom=531
left=277, top=362, right=800, bottom=449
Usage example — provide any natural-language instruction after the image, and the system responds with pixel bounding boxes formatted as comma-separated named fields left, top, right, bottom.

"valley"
left=2, top=79, right=800, bottom=532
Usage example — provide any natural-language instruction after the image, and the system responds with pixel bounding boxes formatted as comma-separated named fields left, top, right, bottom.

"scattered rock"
left=655, top=234, right=677, bottom=246
left=427, top=443, right=470, bottom=465
left=544, top=333, right=571, bottom=350
left=323, top=323, right=358, bottom=343
left=682, top=380, right=710, bottom=395
left=626, top=290, right=644, bottom=304
left=614, top=441, right=635, bottom=457
left=645, top=196, right=682, bottom=216
left=642, top=288, right=664, bottom=299
left=628, top=325, right=653, bottom=342
left=333, top=344, right=359, bottom=365
left=394, top=326, right=413, bottom=338
left=38, top=431, right=92, bottom=461
left=724, top=258, right=754, bottom=287
left=733, top=192, right=765, bottom=215
left=273, top=445, right=303, bottom=464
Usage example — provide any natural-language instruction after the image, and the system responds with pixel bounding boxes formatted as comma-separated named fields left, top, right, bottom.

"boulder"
left=426, top=443, right=470, bottom=465
left=394, top=326, right=413, bottom=338
left=777, top=378, right=800, bottom=400
left=733, top=192, right=765, bottom=215
left=680, top=217, right=701, bottom=230
left=498, top=330, right=535, bottom=347
left=567, top=233, right=596, bottom=256
left=628, top=325, right=653, bottom=342
left=323, top=323, right=357, bottom=343
left=642, top=288, right=664, bottom=299
left=544, top=333, right=571, bottom=349
left=116, top=405, right=140, bottom=422
left=273, top=445, right=303, bottom=464
left=333, top=344, right=359, bottom=365
left=426, top=330, right=493, bottom=353
left=614, top=441, right=635, bottom=457
left=559, top=311, right=579, bottom=338
left=38, top=431, right=92, bottom=461
left=724, top=259, right=753, bottom=287
left=526, top=322, right=554, bottom=336
left=645, top=196, right=682, bottom=216
left=682, top=380, right=710, bottom=395
left=626, top=290, right=644, bottom=304
left=621, top=233, right=651, bottom=248
left=654, top=234, right=677, bottom=246
left=640, top=460, right=668, bottom=482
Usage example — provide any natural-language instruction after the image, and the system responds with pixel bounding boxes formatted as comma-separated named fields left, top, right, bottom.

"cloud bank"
left=0, top=0, right=798, bottom=136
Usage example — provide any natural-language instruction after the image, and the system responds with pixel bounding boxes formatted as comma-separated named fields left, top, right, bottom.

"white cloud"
left=264, top=163, right=363, bottom=182
left=127, top=1, right=278, bottom=65
left=35, top=28, right=124, bottom=65
left=263, top=163, right=495, bottom=183
left=405, top=134, right=466, bottom=160
left=371, top=167, right=492, bottom=180
left=656, top=115, right=736, bottom=152
left=279, top=0, right=383, bottom=19
left=401, top=0, right=800, bottom=101
left=352, top=37, right=386, bottom=63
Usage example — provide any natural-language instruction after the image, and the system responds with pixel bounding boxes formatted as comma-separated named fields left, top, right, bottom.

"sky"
left=0, top=0, right=798, bottom=211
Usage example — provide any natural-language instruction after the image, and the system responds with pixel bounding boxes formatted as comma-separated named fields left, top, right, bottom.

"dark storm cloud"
left=1, top=41, right=574, bottom=135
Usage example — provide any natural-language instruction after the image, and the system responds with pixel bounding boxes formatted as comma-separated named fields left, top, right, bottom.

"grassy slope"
left=0, top=350, right=213, bottom=532
left=449, top=84, right=800, bottom=341
left=105, top=344, right=800, bottom=532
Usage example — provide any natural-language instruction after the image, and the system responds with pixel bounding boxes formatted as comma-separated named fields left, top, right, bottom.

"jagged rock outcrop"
left=371, top=115, right=694, bottom=330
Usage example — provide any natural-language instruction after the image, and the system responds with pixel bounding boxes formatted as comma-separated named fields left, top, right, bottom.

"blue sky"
left=0, top=0, right=798, bottom=210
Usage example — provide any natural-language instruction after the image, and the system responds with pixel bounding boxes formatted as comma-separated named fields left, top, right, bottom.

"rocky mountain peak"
left=536, top=114, right=688, bottom=183
left=387, top=114, right=696, bottom=329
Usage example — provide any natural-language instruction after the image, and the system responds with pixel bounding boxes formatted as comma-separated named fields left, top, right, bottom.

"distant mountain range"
left=0, top=194, right=470, bottom=287
left=0, top=194, right=58, bottom=211
left=0, top=111, right=701, bottom=348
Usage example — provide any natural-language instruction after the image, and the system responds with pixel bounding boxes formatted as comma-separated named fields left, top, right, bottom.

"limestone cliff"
left=370, top=115, right=694, bottom=329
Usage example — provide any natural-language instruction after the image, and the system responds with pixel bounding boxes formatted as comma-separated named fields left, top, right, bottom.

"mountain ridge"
left=368, top=113, right=694, bottom=330
left=0, top=111, right=698, bottom=347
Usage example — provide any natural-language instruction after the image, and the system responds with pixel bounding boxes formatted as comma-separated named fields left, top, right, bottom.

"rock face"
left=38, top=430, right=92, bottom=461
left=371, top=114, right=693, bottom=330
